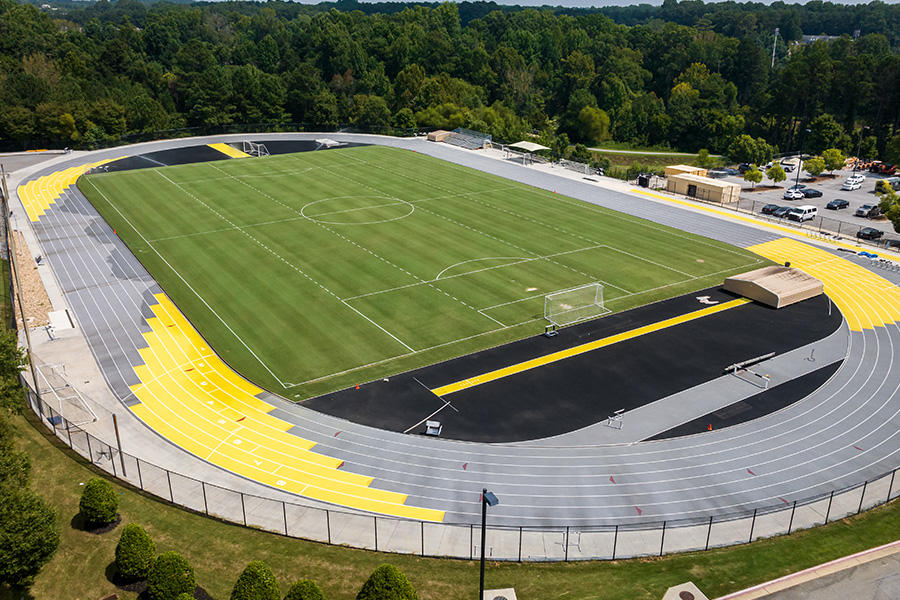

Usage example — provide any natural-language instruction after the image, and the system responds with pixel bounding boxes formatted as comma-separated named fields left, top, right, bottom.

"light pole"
left=771, top=27, right=779, bottom=69
left=854, top=126, right=870, bottom=173
left=479, top=489, right=499, bottom=600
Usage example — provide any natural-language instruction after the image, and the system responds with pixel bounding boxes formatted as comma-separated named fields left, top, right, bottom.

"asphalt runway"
left=15, top=132, right=900, bottom=528
left=306, top=289, right=842, bottom=442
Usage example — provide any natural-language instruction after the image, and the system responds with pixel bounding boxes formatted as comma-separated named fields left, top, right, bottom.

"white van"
left=787, top=205, right=818, bottom=222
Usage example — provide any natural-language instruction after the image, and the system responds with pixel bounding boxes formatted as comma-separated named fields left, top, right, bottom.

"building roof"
left=668, top=173, right=740, bottom=189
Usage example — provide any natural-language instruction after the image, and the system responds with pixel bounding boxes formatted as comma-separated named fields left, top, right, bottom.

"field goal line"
left=544, top=282, right=610, bottom=336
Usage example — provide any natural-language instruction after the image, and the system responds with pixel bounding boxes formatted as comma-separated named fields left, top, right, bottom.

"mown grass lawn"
left=8, top=407, right=900, bottom=600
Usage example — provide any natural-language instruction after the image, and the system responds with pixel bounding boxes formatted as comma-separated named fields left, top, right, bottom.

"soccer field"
left=79, top=145, right=766, bottom=398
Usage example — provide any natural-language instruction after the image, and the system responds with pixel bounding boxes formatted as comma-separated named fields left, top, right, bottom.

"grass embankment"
left=595, top=152, right=730, bottom=180
left=8, top=408, right=900, bottom=600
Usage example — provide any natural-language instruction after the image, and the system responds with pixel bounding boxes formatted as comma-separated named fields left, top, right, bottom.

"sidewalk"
left=717, top=539, right=900, bottom=599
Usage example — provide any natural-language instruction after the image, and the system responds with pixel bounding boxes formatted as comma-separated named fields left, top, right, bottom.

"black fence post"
left=888, top=470, right=896, bottom=503
left=858, top=481, right=868, bottom=514
left=612, top=525, right=618, bottom=560
left=240, top=493, right=246, bottom=526
left=202, top=482, right=208, bottom=514
left=136, top=460, right=143, bottom=490
left=749, top=509, right=757, bottom=543
left=166, top=471, right=173, bottom=502
left=85, top=432, right=93, bottom=462
left=659, top=521, right=666, bottom=556
left=788, top=501, right=797, bottom=534
left=421, top=521, right=425, bottom=557
left=469, top=524, right=474, bottom=560
left=283, top=501, right=288, bottom=536
left=825, top=490, right=834, bottom=522
left=326, top=510, right=331, bottom=544
left=374, top=517, right=378, bottom=552
left=705, top=515, right=713, bottom=551
left=518, top=527, right=522, bottom=562
left=565, top=527, right=569, bottom=562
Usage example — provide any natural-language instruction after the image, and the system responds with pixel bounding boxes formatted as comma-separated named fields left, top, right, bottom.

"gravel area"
left=11, top=230, right=51, bottom=327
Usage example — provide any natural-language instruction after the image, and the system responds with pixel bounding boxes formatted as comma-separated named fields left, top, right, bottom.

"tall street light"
left=479, top=489, right=499, bottom=600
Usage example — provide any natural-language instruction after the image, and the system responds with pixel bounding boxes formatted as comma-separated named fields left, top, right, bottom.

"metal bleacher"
left=446, top=128, right=491, bottom=150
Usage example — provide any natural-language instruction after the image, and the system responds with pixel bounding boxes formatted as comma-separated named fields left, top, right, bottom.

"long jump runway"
left=14, top=134, right=900, bottom=527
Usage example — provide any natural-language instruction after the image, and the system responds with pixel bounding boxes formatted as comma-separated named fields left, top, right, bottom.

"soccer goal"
left=242, top=141, right=270, bottom=157
left=544, top=283, right=609, bottom=330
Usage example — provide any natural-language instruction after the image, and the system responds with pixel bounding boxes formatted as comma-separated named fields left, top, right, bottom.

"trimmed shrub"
left=284, top=580, right=325, bottom=600
left=230, top=560, right=279, bottom=600
left=78, top=477, right=118, bottom=526
left=176, top=595, right=194, bottom=600
left=356, top=564, right=417, bottom=600
left=147, top=551, right=195, bottom=600
left=114, top=523, right=155, bottom=581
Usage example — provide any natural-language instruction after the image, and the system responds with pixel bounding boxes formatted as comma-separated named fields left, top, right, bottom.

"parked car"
left=709, top=168, right=728, bottom=178
left=826, top=199, right=850, bottom=210
left=847, top=173, right=866, bottom=183
left=761, top=204, right=781, bottom=215
left=738, top=163, right=752, bottom=173
left=773, top=206, right=793, bottom=218
left=856, top=204, right=882, bottom=218
left=857, top=227, right=884, bottom=240
left=723, top=167, right=740, bottom=176
left=783, top=164, right=795, bottom=173
left=787, top=205, right=818, bottom=222
left=802, top=188, right=823, bottom=198
left=783, top=189, right=805, bottom=200
left=842, top=180, right=862, bottom=191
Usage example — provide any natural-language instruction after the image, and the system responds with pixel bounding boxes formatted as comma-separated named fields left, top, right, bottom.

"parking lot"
left=713, top=166, right=898, bottom=247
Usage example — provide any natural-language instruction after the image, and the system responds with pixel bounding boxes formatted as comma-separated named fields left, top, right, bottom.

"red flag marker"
left=853, top=445, right=864, bottom=451
left=462, top=463, right=468, bottom=470
left=779, top=497, right=789, bottom=504
left=237, top=417, right=245, bottom=422
left=334, top=431, right=341, bottom=437
left=634, top=506, right=642, bottom=516
left=113, top=229, right=116, bottom=234
left=747, top=469, right=756, bottom=476
left=609, top=476, right=616, bottom=484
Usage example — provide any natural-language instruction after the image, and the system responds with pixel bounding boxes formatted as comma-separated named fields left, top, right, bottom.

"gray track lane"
left=18, top=133, right=900, bottom=527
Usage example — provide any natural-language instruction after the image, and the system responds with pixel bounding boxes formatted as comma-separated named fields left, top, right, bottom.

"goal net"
left=242, top=141, right=270, bottom=157
left=544, top=283, right=609, bottom=327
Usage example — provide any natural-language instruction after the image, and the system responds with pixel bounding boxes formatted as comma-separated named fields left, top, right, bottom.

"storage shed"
left=664, top=164, right=708, bottom=178
left=667, top=173, right=741, bottom=203
left=427, top=130, right=452, bottom=142
left=724, top=266, right=824, bottom=309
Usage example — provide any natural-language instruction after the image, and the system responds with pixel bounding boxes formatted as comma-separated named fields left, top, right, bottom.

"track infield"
left=78, top=145, right=767, bottom=397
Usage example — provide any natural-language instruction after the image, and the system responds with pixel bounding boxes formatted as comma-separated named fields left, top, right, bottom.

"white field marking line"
left=436, top=256, right=531, bottom=280
left=305, top=198, right=410, bottom=218
left=602, top=243, right=693, bottom=277
left=349, top=148, right=758, bottom=263
left=85, top=175, right=289, bottom=387
left=147, top=214, right=311, bottom=243
left=253, top=158, right=494, bottom=323
left=340, top=300, right=415, bottom=353
left=406, top=186, right=522, bottom=204
left=478, top=310, right=506, bottom=326
left=402, top=398, right=457, bottom=434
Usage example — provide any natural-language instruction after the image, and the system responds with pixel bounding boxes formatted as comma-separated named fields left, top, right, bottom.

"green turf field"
left=78, top=145, right=766, bottom=398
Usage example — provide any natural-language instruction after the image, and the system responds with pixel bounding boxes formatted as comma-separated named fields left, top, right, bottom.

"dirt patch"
left=10, top=230, right=52, bottom=327
left=742, top=185, right=781, bottom=193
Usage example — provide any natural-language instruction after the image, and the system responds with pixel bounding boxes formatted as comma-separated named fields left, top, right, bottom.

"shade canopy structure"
left=509, top=141, right=550, bottom=152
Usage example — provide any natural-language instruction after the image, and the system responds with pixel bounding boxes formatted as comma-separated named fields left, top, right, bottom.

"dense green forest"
left=2, top=0, right=900, bottom=161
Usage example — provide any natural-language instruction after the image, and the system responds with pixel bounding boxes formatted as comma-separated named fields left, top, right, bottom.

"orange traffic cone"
left=708, top=424, right=713, bottom=431
left=355, top=383, right=360, bottom=390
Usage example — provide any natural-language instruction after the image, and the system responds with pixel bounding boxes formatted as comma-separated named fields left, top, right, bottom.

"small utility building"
left=724, top=266, right=824, bottom=309
left=667, top=173, right=741, bottom=204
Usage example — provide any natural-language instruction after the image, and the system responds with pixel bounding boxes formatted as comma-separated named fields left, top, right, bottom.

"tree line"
left=1, top=0, right=900, bottom=162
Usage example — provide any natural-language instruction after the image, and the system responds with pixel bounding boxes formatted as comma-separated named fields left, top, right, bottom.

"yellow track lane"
left=130, top=294, right=444, bottom=521
left=17, top=159, right=117, bottom=222
left=431, top=298, right=751, bottom=397
left=208, top=143, right=251, bottom=159
left=748, top=238, right=900, bottom=332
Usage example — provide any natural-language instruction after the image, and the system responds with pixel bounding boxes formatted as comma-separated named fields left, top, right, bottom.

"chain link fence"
left=23, top=381, right=900, bottom=562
